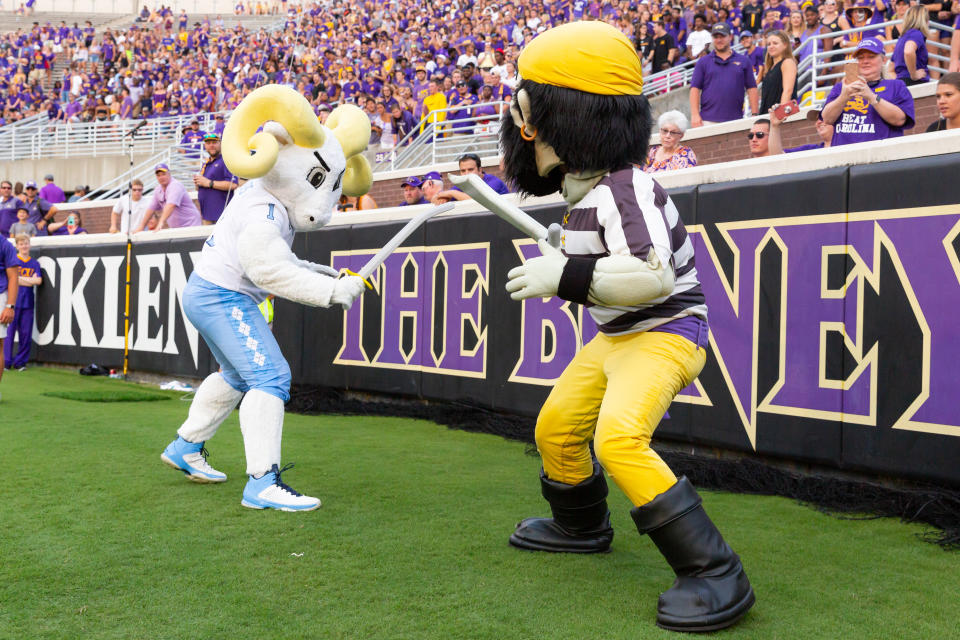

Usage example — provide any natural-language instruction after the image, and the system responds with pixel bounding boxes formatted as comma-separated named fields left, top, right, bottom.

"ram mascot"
left=160, top=85, right=371, bottom=512
left=499, top=23, right=754, bottom=632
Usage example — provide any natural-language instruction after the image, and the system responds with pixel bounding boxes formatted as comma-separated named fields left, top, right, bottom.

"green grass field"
left=1, top=367, right=957, bottom=639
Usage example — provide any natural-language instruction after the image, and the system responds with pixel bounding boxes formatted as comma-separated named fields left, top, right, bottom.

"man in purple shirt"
left=689, top=23, right=759, bottom=126
left=135, top=163, right=202, bottom=231
left=820, top=38, right=914, bottom=146
left=192, top=133, right=238, bottom=224
left=0, top=235, right=20, bottom=389
left=38, top=174, right=64, bottom=204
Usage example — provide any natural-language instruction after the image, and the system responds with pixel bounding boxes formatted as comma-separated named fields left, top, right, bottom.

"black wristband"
left=557, top=257, right=597, bottom=305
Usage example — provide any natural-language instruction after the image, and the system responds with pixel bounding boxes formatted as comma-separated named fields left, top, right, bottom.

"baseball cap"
left=44, top=173, right=53, bottom=180
left=215, top=114, right=224, bottom=119
left=25, top=180, right=37, bottom=189
left=402, top=176, right=423, bottom=188
left=203, top=132, right=219, bottom=140
left=711, top=23, right=732, bottom=36
left=740, top=30, right=754, bottom=38
left=854, top=37, right=884, bottom=56
left=154, top=163, right=169, bottom=173
left=422, top=171, right=442, bottom=182
left=16, top=203, right=28, bottom=212
left=806, top=108, right=823, bottom=122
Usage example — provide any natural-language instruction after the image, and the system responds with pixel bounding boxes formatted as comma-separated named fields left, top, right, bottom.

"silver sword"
left=348, top=202, right=455, bottom=281
left=447, top=173, right=562, bottom=247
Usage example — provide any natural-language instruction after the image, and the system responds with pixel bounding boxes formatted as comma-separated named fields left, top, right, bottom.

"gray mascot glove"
left=505, top=239, right=567, bottom=300
left=331, top=275, right=367, bottom=309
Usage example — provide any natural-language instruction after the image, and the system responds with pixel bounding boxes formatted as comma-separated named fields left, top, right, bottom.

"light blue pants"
left=184, top=273, right=291, bottom=402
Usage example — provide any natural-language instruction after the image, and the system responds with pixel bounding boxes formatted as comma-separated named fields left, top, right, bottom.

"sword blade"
left=357, top=202, right=454, bottom=280
left=447, top=173, right=549, bottom=242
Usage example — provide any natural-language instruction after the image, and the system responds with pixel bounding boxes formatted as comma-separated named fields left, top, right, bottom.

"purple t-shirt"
left=747, top=46, right=765, bottom=74
left=13, top=255, right=40, bottom=309
left=197, top=154, right=236, bottom=223
left=690, top=51, right=757, bottom=122
left=39, top=183, right=65, bottom=204
left=891, top=29, right=928, bottom=82
left=0, top=238, right=17, bottom=295
left=150, top=178, right=202, bottom=228
left=51, top=225, right=87, bottom=236
left=785, top=142, right=825, bottom=153
left=824, top=78, right=915, bottom=146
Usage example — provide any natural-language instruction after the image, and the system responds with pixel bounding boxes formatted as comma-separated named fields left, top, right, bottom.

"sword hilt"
left=339, top=268, right=374, bottom=290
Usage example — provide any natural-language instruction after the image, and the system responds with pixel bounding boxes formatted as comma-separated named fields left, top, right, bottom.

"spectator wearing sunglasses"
left=747, top=118, right=771, bottom=157
left=110, top=178, right=151, bottom=234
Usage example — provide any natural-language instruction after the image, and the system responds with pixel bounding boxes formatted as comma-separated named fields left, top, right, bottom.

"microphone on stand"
left=124, top=119, right=148, bottom=137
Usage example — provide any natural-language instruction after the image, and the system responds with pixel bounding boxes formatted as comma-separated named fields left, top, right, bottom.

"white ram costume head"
left=221, top=84, right=373, bottom=232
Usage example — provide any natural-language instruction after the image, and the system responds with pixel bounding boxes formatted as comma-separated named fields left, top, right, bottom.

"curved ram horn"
left=326, top=103, right=371, bottom=159
left=222, top=84, right=327, bottom=179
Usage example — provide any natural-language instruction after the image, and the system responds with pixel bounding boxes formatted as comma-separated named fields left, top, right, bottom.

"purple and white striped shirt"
left=561, top=166, right=707, bottom=338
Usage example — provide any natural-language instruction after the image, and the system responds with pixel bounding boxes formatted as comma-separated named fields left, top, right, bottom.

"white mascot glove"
left=505, top=239, right=567, bottom=300
left=331, top=275, right=367, bottom=309
left=297, top=259, right=340, bottom=278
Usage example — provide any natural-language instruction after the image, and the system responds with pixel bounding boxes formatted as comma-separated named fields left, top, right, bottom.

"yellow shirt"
left=421, top=92, right=448, bottom=133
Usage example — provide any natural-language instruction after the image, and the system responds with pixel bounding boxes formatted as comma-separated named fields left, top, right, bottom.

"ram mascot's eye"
left=332, top=170, right=345, bottom=192
left=306, top=166, right=326, bottom=189
left=308, top=151, right=332, bottom=189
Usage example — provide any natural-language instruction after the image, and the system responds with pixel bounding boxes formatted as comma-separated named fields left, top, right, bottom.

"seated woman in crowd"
left=644, top=110, right=698, bottom=173
left=48, top=212, right=87, bottom=236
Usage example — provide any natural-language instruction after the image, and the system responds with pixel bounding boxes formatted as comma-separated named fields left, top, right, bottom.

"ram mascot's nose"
left=221, top=84, right=373, bottom=196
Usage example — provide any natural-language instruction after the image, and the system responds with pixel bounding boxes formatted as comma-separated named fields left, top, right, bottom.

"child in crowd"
left=9, top=205, right=37, bottom=238
left=4, top=234, right=42, bottom=371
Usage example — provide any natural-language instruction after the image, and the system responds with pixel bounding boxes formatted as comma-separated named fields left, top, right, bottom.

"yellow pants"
left=535, top=330, right=706, bottom=507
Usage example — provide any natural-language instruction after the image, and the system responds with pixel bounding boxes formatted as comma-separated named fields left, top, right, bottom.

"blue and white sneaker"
left=161, top=436, right=227, bottom=483
left=241, top=464, right=321, bottom=512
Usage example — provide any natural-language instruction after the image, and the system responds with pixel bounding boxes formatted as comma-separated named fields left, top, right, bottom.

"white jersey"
left=193, top=181, right=294, bottom=303
left=112, top=193, right=151, bottom=234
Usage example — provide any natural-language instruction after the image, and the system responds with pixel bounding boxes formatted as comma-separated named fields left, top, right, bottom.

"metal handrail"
left=380, top=100, right=507, bottom=172
left=0, top=110, right=230, bottom=161
left=795, top=19, right=953, bottom=106
left=84, top=143, right=206, bottom=202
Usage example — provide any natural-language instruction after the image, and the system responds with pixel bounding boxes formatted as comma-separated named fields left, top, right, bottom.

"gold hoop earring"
left=520, top=124, right=537, bottom=141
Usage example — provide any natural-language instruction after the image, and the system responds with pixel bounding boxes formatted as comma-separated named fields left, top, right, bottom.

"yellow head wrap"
left=517, top=22, right=644, bottom=96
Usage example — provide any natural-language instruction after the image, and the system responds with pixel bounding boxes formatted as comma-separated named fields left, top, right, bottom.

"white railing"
left=797, top=19, right=953, bottom=106
left=0, top=110, right=230, bottom=161
left=642, top=42, right=750, bottom=96
left=81, top=143, right=206, bottom=202
left=378, top=101, right=507, bottom=172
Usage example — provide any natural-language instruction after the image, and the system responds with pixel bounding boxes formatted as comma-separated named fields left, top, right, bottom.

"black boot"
left=631, top=477, right=755, bottom=633
left=509, top=462, right=614, bottom=553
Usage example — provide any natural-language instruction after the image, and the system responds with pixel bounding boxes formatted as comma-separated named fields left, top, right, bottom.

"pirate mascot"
left=500, top=22, right=755, bottom=632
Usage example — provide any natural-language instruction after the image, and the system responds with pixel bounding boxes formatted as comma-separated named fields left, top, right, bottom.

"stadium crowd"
left=0, top=0, right=951, bottom=134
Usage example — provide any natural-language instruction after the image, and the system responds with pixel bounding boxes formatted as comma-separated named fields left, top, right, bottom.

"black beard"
left=499, top=108, right=563, bottom=197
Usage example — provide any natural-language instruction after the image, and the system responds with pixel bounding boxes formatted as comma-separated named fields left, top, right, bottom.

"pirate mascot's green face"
left=499, top=21, right=755, bottom=633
